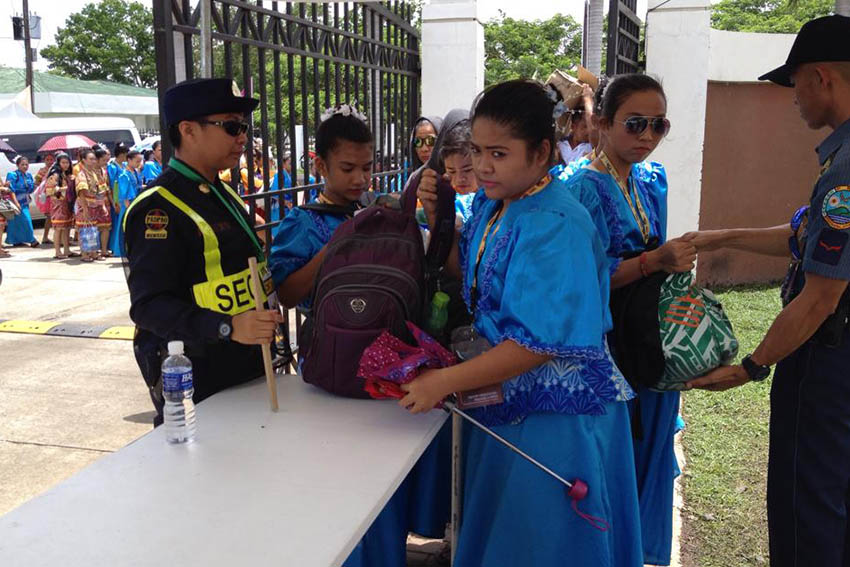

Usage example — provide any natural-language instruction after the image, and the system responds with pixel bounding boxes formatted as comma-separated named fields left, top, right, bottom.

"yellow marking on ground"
left=0, top=320, right=57, bottom=334
left=99, top=326, right=135, bottom=340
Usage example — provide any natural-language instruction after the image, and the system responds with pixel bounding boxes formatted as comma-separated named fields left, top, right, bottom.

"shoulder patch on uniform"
left=812, top=228, right=848, bottom=266
left=821, top=187, right=850, bottom=229
left=144, top=208, right=169, bottom=240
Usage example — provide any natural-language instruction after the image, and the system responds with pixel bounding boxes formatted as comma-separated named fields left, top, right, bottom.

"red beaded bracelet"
left=639, top=252, right=650, bottom=277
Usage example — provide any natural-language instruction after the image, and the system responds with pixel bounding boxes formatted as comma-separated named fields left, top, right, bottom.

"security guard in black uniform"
left=124, top=78, right=282, bottom=426
left=686, top=16, right=850, bottom=567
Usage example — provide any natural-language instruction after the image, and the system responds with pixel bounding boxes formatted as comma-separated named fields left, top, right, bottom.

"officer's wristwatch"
left=218, top=316, right=233, bottom=341
left=741, top=354, right=770, bottom=382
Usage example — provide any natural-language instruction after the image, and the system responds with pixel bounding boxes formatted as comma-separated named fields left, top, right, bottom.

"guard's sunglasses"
left=413, top=135, right=436, bottom=148
left=618, top=116, right=671, bottom=137
left=197, top=119, right=250, bottom=137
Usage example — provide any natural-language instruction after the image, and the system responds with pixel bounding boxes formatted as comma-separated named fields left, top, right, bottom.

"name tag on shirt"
left=456, top=385, right=504, bottom=410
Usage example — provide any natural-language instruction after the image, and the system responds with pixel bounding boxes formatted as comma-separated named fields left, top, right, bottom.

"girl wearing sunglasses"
left=564, top=73, right=695, bottom=566
left=410, top=116, right=442, bottom=169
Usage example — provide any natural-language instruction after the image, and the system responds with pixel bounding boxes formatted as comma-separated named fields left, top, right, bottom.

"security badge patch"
left=822, top=186, right=850, bottom=230
left=144, top=209, right=169, bottom=239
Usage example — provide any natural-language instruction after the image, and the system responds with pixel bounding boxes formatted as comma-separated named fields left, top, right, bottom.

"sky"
left=0, top=0, right=648, bottom=72
left=475, top=0, right=650, bottom=25
left=0, top=0, right=153, bottom=71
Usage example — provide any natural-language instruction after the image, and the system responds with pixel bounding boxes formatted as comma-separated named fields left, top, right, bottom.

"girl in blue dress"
left=107, top=143, right=129, bottom=255
left=5, top=155, right=39, bottom=247
left=563, top=74, right=696, bottom=566
left=268, top=105, right=451, bottom=567
left=110, top=150, right=143, bottom=258
left=141, top=141, right=163, bottom=187
left=405, top=79, right=642, bottom=567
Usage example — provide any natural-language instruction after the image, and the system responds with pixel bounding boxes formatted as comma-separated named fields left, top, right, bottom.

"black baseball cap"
left=759, top=15, right=850, bottom=87
left=164, top=78, right=259, bottom=126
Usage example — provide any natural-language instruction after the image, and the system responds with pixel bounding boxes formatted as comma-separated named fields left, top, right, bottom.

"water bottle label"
left=163, top=370, right=193, bottom=393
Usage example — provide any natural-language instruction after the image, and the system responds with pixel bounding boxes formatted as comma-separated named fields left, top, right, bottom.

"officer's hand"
left=416, top=168, right=440, bottom=229
left=682, top=230, right=726, bottom=253
left=686, top=365, right=750, bottom=391
left=651, top=235, right=697, bottom=273
left=231, top=310, right=284, bottom=345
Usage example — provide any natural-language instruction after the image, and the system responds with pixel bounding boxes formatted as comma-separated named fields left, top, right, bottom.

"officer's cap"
left=164, top=78, right=259, bottom=127
left=760, top=15, right=850, bottom=87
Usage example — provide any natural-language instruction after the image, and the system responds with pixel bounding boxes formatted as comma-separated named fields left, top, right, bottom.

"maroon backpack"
left=298, top=181, right=456, bottom=398
left=298, top=205, right=425, bottom=398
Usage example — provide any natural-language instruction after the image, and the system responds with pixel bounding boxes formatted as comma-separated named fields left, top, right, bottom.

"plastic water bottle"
left=162, top=340, right=196, bottom=444
left=425, top=291, right=450, bottom=339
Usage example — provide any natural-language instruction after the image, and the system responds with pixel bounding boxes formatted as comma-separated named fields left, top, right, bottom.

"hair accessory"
left=320, top=103, right=368, bottom=124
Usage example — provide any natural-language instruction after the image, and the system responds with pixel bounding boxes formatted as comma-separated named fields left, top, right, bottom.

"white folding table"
left=0, top=374, right=448, bottom=567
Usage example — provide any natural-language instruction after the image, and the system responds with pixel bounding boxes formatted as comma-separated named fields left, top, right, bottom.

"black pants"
left=768, top=331, right=850, bottom=566
left=134, top=334, right=264, bottom=427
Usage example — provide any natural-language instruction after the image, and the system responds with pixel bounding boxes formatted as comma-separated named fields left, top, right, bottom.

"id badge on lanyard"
left=453, top=175, right=551, bottom=410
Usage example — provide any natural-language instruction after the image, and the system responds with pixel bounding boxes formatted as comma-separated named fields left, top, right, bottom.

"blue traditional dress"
left=141, top=159, right=163, bottom=187
left=5, top=169, right=36, bottom=245
left=454, top=192, right=475, bottom=224
left=453, top=178, right=641, bottom=567
left=564, top=160, right=681, bottom=566
left=107, top=160, right=126, bottom=254
left=110, top=167, right=142, bottom=257
left=268, top=197, right=451, bottom=567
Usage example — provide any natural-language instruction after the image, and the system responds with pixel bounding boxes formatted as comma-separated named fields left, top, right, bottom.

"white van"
left=0, top=117, right=142, bottom=220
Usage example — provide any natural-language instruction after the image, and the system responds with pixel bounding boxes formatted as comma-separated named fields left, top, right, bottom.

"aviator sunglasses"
left=196, top=119, right=251, bottom=137
left=617, top=116, right=671, bottom=137
left=413, top=135, right=437, bottom=148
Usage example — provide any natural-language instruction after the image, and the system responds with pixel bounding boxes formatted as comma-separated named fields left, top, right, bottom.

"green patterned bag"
left=654, top=272, right=739, bottom=391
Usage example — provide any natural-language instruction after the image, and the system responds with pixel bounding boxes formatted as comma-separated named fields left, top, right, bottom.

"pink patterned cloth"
left=358, top=322, right=457, bottom=400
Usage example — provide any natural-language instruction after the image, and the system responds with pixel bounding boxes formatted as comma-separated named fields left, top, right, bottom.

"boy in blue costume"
left=407, top=79, right=642, bottom=567
left=268, top=105, right=451, bottom=567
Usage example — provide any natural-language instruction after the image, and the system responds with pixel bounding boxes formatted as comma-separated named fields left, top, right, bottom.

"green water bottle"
left=425, top=291, right=450, bottom=338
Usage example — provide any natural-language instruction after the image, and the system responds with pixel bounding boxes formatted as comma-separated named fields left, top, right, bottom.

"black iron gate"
left=153, top=0, right=421, bottom=237
left=606, top=0, right=641, bottom=75
left=152, top=1, right=421, bottom=365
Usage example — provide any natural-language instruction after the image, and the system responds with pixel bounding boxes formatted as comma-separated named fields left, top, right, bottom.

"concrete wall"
left=694, top=29, right=824, bottom=285
left=697, top=84, right=826, bottom=285
left=646, top=18, right=824, bottom=285
left=708, top=29, right=796, bottom=83
left=645, top=0, right=711, bottom=241
left=420, top=0, right=485, bottom=117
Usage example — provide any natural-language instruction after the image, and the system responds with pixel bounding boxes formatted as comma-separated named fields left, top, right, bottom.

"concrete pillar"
left=420, top=0, right=484, bottom=117
left=645, top=0, right=711, bottom=238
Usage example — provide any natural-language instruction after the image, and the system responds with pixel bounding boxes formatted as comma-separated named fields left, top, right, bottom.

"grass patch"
left=680, top=283, right=781, bottom=567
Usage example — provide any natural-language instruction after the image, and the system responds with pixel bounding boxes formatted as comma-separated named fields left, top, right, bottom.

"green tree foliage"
left=711, top=0, right=833, bottom=33
left=41, top=0, right=155, bottom=88
left=484, top=11, right=583, bottom=86
left=200, top=4, right=415, bottom=155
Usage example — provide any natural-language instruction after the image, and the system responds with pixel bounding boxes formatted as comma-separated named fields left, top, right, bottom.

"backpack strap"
left=424, top=176, right=457, bottom=275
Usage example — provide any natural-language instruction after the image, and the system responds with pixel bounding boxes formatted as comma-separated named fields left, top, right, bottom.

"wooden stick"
left=249, top=256, right=279, bottom=412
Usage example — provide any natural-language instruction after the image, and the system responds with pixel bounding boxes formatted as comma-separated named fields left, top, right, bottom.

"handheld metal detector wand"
left=444, top=401, right=574, bottom=490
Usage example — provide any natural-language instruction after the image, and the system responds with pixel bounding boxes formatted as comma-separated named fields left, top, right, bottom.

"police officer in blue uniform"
left=686, top=15, right=850, bottom=566
left=124, top=78, right=282, bottom=426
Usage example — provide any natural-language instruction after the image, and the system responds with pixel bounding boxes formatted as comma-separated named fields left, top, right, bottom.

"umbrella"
left=0, top=138, right=16, bottom=153
left=38, top=134, right=97, bottom=153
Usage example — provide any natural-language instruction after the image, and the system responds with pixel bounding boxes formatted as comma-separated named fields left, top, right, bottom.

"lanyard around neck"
left=598, top=151, right=651, bottom=244
left=469, top=173, right=552, bottom=312
left=169, top=157, right=265, bottom=262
